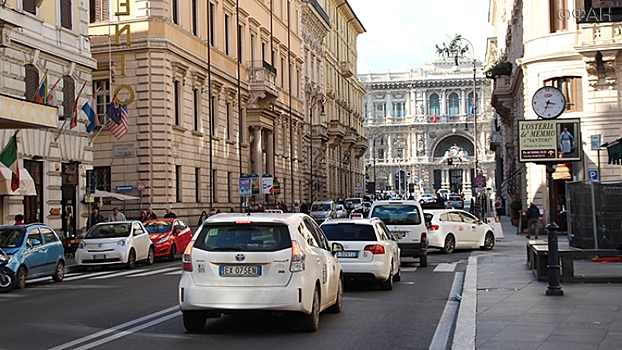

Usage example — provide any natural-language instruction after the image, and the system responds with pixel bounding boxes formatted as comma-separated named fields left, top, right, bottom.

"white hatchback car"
left=75, top=221, right=155, bottom=270
left=320, top=218, right=401, bottom=290
left=424, top=209, right=495, bottom=254
left=178, top=213, right=345, bottom=333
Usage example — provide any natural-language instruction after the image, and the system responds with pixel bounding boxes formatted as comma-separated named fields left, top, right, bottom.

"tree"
left=435, top=34, right=469, bottom=66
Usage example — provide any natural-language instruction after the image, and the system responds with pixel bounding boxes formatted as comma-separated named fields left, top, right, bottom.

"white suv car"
left=179, top=213, right=345, bottom=332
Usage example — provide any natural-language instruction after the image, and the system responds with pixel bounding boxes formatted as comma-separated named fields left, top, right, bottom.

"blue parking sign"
left=588, top=170, right=598, bottom=181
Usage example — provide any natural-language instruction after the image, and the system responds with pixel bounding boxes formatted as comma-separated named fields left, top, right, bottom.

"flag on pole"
left=82, top=93, right=99, bottom=133
left=0, top=133, right=20, bottom=191
left=70, top=82, right=87, bottom=129
left=469, top=103, right=475, bottom=115
left=105, top=101, right=128, bottom=140
left=432, top=113, right=438, bottom=123
left=47, top=78, right=61, bottom=107
left=34, top=73, right=48, bottom=104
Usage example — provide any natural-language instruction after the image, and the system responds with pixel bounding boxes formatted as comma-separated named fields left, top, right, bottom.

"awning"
left=0, top=165, right=36, bottom=196
left=606, top=138, right=622, bottom=165
left=93, top=189, right=139, bottom=201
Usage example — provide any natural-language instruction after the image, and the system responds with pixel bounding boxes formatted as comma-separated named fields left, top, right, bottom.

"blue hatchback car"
left=0, top=224, right=65, bottom=289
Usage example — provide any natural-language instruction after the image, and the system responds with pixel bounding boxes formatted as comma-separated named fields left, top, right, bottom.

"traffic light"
left=447, top=158, right=453, bottom=166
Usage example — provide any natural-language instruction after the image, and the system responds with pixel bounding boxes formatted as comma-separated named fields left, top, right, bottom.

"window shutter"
left=62, top=76, right=75, bottom=120
left=25, top=66, right=39, bottom=102
left=61, top=0, right=72, bottom=30
left=23, top=0, right=36, bottom=15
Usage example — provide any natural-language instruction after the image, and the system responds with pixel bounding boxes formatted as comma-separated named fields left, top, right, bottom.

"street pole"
left=546, top=163, right=563, bottom=296
left=373, top=138, right=377, bottom=197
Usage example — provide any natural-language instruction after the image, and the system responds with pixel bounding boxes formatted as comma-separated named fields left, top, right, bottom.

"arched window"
left=428, top=93, right=440, bottom=115
left=467, top=92, right=479, bottom=114
left=448, top=93, right=460, bottom=115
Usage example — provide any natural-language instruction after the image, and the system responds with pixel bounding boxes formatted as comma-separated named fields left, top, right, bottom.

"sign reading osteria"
left=518, top=118, right=582, bottom=163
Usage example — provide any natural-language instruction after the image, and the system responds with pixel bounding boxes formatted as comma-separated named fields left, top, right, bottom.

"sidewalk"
left=457, top=216, right=622, bottom=350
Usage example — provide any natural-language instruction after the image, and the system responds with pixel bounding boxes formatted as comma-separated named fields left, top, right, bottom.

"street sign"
left=474, top=175, right=486, bottom=188
left=136, top=182, right=145, bottom=191
left=518, top=118, right=582, bottom=163
left=591, top=134, right=602, bottom=151
left=355, top=182, right=363, bottom=194
left=588, top=170, right=599, bottom=181
left=115, top=185, right=134, bottom=192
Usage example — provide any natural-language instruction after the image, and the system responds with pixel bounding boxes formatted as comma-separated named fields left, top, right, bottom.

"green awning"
left=606, top=139, right=622, bottom=165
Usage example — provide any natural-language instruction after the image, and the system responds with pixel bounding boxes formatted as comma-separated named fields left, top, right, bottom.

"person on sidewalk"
left=109, top=207, right=126, bottom=222
left=164, top=206, right=177, bottom=218
left=526, top=202, right=540, bottom=239
left=14, top=214, right=25, bottom=225
left=88, top=207, right=106, bottom=229
left=146, top=207, right=157, bottom=220
left=197, top=211, right=208, bottom=226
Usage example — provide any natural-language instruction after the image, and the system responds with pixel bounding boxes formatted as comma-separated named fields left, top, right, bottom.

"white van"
left=368, top=200, right=428, bottom=267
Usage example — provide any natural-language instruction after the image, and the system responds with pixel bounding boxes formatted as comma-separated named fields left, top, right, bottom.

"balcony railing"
left=339, top=61, right=354, bottom=78
left=247, top=60, right=278, bottom=100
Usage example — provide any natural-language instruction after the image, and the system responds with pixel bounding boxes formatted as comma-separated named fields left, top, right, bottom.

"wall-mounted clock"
left=532, top=86, right=566, bottom=119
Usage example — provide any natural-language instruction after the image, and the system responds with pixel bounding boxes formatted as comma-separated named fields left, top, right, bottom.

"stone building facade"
left=0, top=0, right=97, bottom=235
left=361, top=60, right=494, bottom=200
left=87, top=0, right=366, bottom=225
left=488, top=0, right=622, bottom=225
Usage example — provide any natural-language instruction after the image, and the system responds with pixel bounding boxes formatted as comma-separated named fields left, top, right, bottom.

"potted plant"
left=484, top=54, right=513, bottom=79
left=509, top=198, right=522, bottom=227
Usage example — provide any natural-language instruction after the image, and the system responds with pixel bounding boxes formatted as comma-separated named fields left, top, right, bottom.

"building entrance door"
left=450, top=169, right=463, bottom=194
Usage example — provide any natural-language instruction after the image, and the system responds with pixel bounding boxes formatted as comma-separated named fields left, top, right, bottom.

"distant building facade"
left=361, top=60, right=494, bottom=200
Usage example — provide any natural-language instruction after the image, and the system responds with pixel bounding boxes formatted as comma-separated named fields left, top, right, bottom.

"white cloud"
left=349, top=0, right=494, bottom=73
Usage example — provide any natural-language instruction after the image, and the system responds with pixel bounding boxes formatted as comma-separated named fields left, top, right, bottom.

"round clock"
left=532, top=86, right=566, bottom=119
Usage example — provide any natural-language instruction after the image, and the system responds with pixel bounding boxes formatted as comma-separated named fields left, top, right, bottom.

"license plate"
left=219, top=265, right=262, bottom=277
left=392, top=232, right=407, bottom=239
left=336, top=251, right=358, bottom=258
left=93, top=254, right=106, bottom=260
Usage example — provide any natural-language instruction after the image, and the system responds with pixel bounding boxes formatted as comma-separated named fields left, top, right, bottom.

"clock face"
left=532, top=86, right=566, bottom=119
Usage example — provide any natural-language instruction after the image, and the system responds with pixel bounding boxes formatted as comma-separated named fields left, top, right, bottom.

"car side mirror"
left=331, top=242, right=344, bottom=256
left=29, top=239, right=41, bottom=247
left=134, top=229, right=144, bottom=235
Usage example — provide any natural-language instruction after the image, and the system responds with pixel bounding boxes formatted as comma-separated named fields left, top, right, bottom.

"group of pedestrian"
left=87, top=205, right=180, bottom=228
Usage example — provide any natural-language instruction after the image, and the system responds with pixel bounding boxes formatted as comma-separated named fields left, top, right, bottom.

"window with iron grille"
left=94, top=166, right=111, bottom=191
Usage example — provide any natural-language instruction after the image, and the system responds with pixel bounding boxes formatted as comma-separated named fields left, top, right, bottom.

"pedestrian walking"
left=88, top=206, right=106, bottom=229
left=164, top=206, right=177, bottom=218
left=293, top=201, right=300, bottom=213
left=109, top=207, right=126, bottom=221
left=526, top=202, right=541, bottom=239
left=300, top=200, right=309, bottom=214
left=146, top=207, right=157, bottom=220
left=14, top=214, right=24, bottom=225
left=197, top=210, right=208, bottom=226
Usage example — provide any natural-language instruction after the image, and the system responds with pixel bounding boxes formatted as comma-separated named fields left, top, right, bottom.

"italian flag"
left=0, top=134, right=20, bottom=191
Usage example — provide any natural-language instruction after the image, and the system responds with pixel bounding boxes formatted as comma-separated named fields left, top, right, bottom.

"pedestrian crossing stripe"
left=128, top=267, right=179, bottom=277
left=434, top=263, right=457, bottom=272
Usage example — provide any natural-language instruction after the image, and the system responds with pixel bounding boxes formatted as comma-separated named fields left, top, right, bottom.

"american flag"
left=106, top=102, right=128, bottom=140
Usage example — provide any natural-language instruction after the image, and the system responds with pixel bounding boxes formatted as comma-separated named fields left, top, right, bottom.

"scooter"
left=0, top=248, right=15, bottom=293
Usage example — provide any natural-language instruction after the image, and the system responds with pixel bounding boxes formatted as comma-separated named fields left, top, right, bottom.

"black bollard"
left=546, top=164, right=563, bottom=296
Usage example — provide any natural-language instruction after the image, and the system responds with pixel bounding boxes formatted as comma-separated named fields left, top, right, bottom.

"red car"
left=143, top=218, right=192, bottom=261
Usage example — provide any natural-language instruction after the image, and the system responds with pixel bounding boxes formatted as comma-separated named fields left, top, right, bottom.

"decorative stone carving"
left=601, top=50, right=618, bottom=89
left=583, top=54, right=599, bottom=88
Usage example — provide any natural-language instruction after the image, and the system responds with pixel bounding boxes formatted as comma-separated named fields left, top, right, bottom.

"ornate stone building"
left=0, top=0, right=96, bottom=232
left=488, top=0, right=622, bottom=222
left=361, top=60, right=494, bottom=200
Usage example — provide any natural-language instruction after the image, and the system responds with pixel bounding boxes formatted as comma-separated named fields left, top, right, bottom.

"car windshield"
left=86, top=223, right=131, bottom=238
left=193, top=223, right=292, bottom=252
left=371, top=205, right=422, bottom=225
left=311, top=203, right=331, bottom=211
left=144, top=221, right=172, bottom=234
left=321, top=223, right=377, bottom=241
left=0, top=228, right=25, bottom=248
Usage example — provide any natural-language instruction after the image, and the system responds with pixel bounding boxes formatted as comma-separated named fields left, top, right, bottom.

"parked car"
left=75, top=221, right=155, bottom=270
left=418, top=194, right=436, bottom=204
left=0, top=224, right=65, bottom=289
left=335, top=204, right=348, bottom=218
left=320, top=218, right=401, bottom=290
left=423, top=209, right=495, bottom=254
left=179, top=213, right=345, bottom=332
left=309, top=200, right=336, bottom=224
left=368, top=200, right=428, bottom=267
left=446, top=195, right=464, bottom=209
left=143, top=218, right=193, bottom=261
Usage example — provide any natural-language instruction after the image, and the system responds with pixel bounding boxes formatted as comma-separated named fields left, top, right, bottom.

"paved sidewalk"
left=458, top=216, right=622, bottom=350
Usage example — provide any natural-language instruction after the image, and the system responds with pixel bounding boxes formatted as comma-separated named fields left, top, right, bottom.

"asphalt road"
left=0, top=250, right=472, bottom=350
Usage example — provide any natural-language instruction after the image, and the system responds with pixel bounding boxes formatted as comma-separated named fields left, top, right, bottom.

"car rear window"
left=0, top=228, right=25, bottom=248
left=321, top=223, right=377, bottom=241
left=370, top=205, right=422, bottom=225
left=193, top=223, right=292, bottom=252
left=448, top=196, right=462, bottom=201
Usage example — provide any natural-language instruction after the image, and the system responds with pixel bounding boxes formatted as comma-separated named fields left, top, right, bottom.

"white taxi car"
left=179, top=213, right=345, bottom=333
left=320, top=218, right=401, bottom=290
left=75, top=221, right=155, bottom=270
left=424, top=209, right=495, bottom=254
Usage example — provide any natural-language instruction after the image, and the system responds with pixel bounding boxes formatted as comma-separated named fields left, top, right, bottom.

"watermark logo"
left=558, top=7, right=612, bottom=22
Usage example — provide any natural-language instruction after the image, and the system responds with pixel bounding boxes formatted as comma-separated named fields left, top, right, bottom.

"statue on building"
left=441, top=144, right=468, bottom=163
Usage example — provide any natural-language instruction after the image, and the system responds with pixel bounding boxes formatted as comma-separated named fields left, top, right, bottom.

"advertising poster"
left=518, top=118, right=581, bottom=163
left=262, top=176, right=274, bottom=194
left=239, top=178, right=251, bottom=197
left=251, top=176, right=260, bottom=195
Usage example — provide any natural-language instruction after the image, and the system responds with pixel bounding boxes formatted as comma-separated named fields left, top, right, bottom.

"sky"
left=347, top=0, right=495, bottom=73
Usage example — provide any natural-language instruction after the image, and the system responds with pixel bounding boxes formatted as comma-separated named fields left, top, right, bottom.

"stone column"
left=387, top=134, right=393, bottom=161
left=461, top=89, right=466, bottom=115
left=266, top=129, right=274, bottom=176
left=464, top=166, right=472, bottom=200
left=253, top=126, right=263, bottom=175
left=440, top=89, right=446, bottom=118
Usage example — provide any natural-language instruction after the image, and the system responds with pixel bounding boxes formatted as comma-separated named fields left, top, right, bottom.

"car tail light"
left=182, top=240, right=195, bottom=272
left=420, top=232, right=427, bottom=244
left=364, top=244, right=385, bottom=254
left=428, top=225, right=440, bottom=231
left=290, top=240, right=306, bottom=272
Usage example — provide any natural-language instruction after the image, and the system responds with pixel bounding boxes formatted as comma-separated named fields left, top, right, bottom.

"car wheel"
left=182, top=311, right=207, bottom=332
left=16, top=266, right=27, bottom=289
left=146, top=247, right=155, bottom=265
left=126, top=249, right=136, bottom=269
left=168, top=244, right=176, bottom=262
left=326, top=276, right=343, bottom=314
left=481, top=231, right=495, bottom=250
left=393, top=262, right=401, bottom=282
left=299, top=287, right=320, bottom=332
left=442, top=234, right=456, bottom=254
left=419, top=254, right=428, bottom=268
left=380, top=265, right=394, bottom=291
left=52, top=261, right=65, bottom=282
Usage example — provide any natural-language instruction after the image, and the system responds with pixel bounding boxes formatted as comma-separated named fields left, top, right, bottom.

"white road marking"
left=164, top=270, right=182, bottom=275
left=89, top=269, right=147, bottom=280
left=400, top=267, right=418, bottom=272
left=429, top=271, right=464, bottom=350
left=63, top=270, right=117, bottom=281
left=47, top=306, right=179, bottom=350
left=434, top=263, right=457, bottom=272
left=26, top=273, right=81, bottom=284
left=128, top=267, right=179, bottom=277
